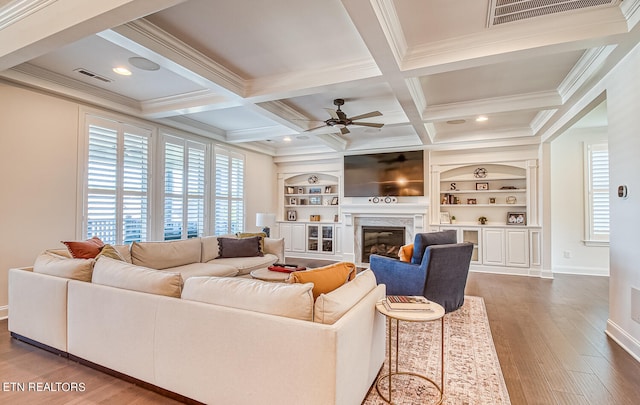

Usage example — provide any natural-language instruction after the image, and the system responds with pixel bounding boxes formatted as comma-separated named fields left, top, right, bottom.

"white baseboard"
left=606, top=319, right=640, bottom=363
left=0, top=305, right=7, bottom=320
left=553, top=265, right=609, bottom=276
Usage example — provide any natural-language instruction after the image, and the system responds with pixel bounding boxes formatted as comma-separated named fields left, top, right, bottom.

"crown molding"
left=158, top=115, right=226, bottom=141
left=140, top=89, right=236, bottom=118
left=530, top=109, right=558, bottom=134
left=226, top=125, right=296, bottom=143
left=557, top=45, right=616, bottom=102
left=423, top=91, right=562, bottom=121
left=0, top=0, right=55, bottom=30
left=369, top=0, right=407, bottom=65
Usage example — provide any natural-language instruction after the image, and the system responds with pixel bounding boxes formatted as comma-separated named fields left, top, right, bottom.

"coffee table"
left=249, top=267, right=291, bottom=282
left=375, top=299, right=446, bottom=404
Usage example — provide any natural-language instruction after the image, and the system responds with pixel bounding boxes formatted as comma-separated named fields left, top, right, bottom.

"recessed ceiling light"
left=476, top=116, right=488, bottom=122
left=128, top=57, right=160, bottom=71
left=446, top=119, right=466, bottom=124
left=112, top=67, right=131, bottom=76
left=283, top=136, right=292, bottom=142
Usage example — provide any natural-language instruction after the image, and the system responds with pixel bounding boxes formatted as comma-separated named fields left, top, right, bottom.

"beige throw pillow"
left=92, top=257, right=182, bottom=298
left=314, top=269, right=377, bottom=324
left=33, top=251, right=95, bottom=281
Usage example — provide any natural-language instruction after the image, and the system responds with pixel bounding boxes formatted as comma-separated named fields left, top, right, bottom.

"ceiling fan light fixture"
left=334, top=123, right=346, bottom=129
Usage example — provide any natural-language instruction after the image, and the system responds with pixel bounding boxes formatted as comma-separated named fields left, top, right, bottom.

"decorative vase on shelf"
left=478, top=216, right=487, bottom=225
left=451, top=216, right=457, bottom=224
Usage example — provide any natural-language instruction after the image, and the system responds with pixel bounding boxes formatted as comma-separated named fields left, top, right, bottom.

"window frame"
left=213, top=146, right=245, bottom=235
left=583, top=142, right=609, bottom=246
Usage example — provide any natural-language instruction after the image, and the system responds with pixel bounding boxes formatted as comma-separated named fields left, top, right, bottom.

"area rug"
left=363, top=296, right=511, bottom=405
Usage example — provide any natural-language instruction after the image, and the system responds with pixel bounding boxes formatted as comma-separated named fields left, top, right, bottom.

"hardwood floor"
left=1, top=272, right=639, bottom=404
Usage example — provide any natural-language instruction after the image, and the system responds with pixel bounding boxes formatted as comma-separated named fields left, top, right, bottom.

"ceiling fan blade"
left=304, top=124, right=329, bottom=132
left=352, top=121, right=384, bottom=128
left=324, top=108, right=339, bottom=120
left=340, top=127, right=350, bottom=135
left=348, top=111, right=382, bottom=121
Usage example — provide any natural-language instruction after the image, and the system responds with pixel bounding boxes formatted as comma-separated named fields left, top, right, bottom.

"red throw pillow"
left=62, top=236, right=105, bottom=259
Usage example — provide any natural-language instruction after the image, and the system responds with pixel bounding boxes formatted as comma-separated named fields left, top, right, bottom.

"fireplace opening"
left=361, top=226, right=405, bottom=263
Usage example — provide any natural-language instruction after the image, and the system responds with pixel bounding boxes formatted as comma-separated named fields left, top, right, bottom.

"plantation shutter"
left=587, top=143, right=609, bottom=241
left=85, top=117, right=150, bottom=244
left=214, top=148, right=244, bottom=235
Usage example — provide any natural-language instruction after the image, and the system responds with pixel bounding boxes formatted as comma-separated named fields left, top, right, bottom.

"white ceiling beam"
left=0, top=0, right=186, bottom=71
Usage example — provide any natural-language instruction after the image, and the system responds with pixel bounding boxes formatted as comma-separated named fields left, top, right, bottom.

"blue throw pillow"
left=411, top=230, right=457, bottom=264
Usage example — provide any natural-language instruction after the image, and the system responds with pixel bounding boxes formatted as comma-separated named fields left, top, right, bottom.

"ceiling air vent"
left=73, top=68, right=112, bottom=83
left=488, top=0, right=620, bottom=26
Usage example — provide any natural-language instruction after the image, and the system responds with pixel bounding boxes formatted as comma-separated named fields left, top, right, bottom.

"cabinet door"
left=506, top=228, right=529, bottom=267
left=461, top=228, right=481, bottom=264
left=321, top=225, right=334, bottom=253
left=306, top=224, right=319, bottom=252
left=482, top=229, right=505, bottom=266
left=279, top=223, right=292, bottom=251
left=291, top=224, right=306, bottom=252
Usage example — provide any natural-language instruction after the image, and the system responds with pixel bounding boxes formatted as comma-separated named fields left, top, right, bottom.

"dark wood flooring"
left=1, top=271, right=639, bottom=404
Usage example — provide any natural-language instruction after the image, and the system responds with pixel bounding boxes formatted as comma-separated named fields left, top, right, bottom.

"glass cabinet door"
left=307, top=225, right=319, bottom=251
left=321, top=225, right=333, bottom=252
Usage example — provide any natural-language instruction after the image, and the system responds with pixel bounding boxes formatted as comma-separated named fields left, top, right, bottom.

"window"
left=214, top=147, right=244, bottom=235
left=162, top=135, right=207, bottom=240
left=585, top=143, right=609, bottom=244
left=84, top=116, right=151, bottom=244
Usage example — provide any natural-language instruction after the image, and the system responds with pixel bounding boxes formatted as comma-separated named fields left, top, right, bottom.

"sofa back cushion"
left=182, top=276, right=314, bottom=321
left=289, top=262, right=357, bottom=300
left=411, top=230, right=457, bottom=264
left=314, top=269, right=377, bottom=324
left=33, top=251, right=95, bottom=281
left=131, top=238, right=201, bottom=269
left=92, top=257, right=182, bottom=298
left=201, top=235, right=220, bottom=262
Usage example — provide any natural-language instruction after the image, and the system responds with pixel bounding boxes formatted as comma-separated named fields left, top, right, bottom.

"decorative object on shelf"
left=507, top=212, right=526, bottom=225
left=310, top=215, right=320, bottom=222
left=476, top=182, right=489, bottom=190
left=450, top=182, right=457, bottom=190
left=451, top=215, right=457, bottom=224
left=255, top=212, right=275, bottom=237
left=489, top=197, right=496, bottom=204
left=467, top=198, right=477, bottom=205
left=331, top=196, right=339, bottom=205
left=309, top=196, right=321, bottom=205
left=478, top=216, right=487, bottom=225
left=334, top=214, right=339, bottom=222
left=440, top=212, right=451, bottom=224
left=500, top=186, right=517, bottom=190
left=289, top=197, right=297, bottom=205
left=297, top=187, right=304, bottom=194
left=324, top=186, right=332, bottom=193
left=368, top=196, right=398, bottom=204
left=287, top=210, right=297, bottom=221
left=286, top=186, right=295, bottom=194
left=307, top=175, right=319, bottom=184
left=506, top=195, right=517, bottom=204
left=473, top=167, right=488, bottom=178
left=309, top=187, right=321, bottom=194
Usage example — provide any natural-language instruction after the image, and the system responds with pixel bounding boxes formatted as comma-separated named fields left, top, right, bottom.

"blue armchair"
left=369, top=231, right=473, bottom=313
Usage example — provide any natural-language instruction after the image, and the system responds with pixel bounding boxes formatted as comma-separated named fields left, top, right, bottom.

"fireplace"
left=361, top=226, right=405, bottom=263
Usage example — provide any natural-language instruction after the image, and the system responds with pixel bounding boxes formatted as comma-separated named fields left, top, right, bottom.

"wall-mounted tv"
left=343, top=150, right=424, bottom=197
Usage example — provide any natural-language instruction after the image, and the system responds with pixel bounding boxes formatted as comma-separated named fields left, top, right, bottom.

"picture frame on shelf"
left=309, top=196, right=322, bottom=205
left=297, top=187, right=304, bottom=194
left=476, top=182, right=489, bottom=190
left=467, top=198, right=477, bottom=205
left=324, top=186, right=332, bottom=193
left=334, top=214, right=339, bottom=222
left=489, top=197, right=496, bottom=204
left=331, top=196, right=339, bottom=205
left=439, top=211, right=451, bottom=224
left=289, top=197, right=297, bottom=205
left=286, top=186, right=295, bottom=194
left=309, top=187, right=322, bottom=194
left=287, top=210, right=297, bottom=221
left=507, top=212, right=526, bottom=225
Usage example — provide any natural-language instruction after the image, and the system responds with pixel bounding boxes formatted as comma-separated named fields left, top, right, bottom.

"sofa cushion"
left=92, top=257, right=182, bottom=298
left=96, top=244, right=125, bottom=261
left=314, top=269, right=377, bottom=324
left=201, top=235, right=220, bottom=262
left=398, top=244, right=414, bottom=262
left=113, top=244, right=132, bottom=263
left=289, top=262, right=357, bottom=300
left=62, top=236, right=104, bottom=259
left=33, top=251, right=94, bottom=281
left=217, top=236, right=263, bottom=258
left=168, top=262, right=239, bottom=279
left=182, top=276, right=314, bottom=321
left=411, top=230, right=457, bottom=264
left=131, top=238, right=201, bottom=269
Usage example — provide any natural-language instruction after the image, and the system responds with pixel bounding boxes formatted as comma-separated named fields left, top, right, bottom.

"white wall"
left=605, top=42, right=640, bottom=359
left=550, top=127, right=609, bottom=275
left=0, top=83, right=80, bottom=318
left=0, top=82, right=277, bottom=317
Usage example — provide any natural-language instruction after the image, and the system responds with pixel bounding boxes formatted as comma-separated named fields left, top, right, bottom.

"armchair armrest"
left=368, top=255, right=427, bottom=296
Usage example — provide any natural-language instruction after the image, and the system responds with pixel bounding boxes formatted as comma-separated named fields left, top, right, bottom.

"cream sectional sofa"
left=8, top=239, right=386, bottom=405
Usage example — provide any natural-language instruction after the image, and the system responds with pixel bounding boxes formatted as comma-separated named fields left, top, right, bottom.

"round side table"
left=375, top=299, right=446, bottom=405
left=249, top=267, right=291, bottom=282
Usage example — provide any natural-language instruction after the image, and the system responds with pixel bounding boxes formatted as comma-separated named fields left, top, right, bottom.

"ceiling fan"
left=304, top=98, right=384, bottom=135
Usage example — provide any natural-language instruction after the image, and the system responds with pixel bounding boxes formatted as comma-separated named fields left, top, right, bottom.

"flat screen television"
left=343, top=150, right=424, bottom=197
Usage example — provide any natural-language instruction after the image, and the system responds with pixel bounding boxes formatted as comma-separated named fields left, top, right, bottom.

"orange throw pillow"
left=62, top=236, right=105, bottom=259
left=289, top=262, right=357, bottom=300
left=398, top=244, right=414, bottom=262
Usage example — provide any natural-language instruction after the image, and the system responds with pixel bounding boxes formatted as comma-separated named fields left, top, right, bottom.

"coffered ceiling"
left=1, top=0, right=638, bottom=156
